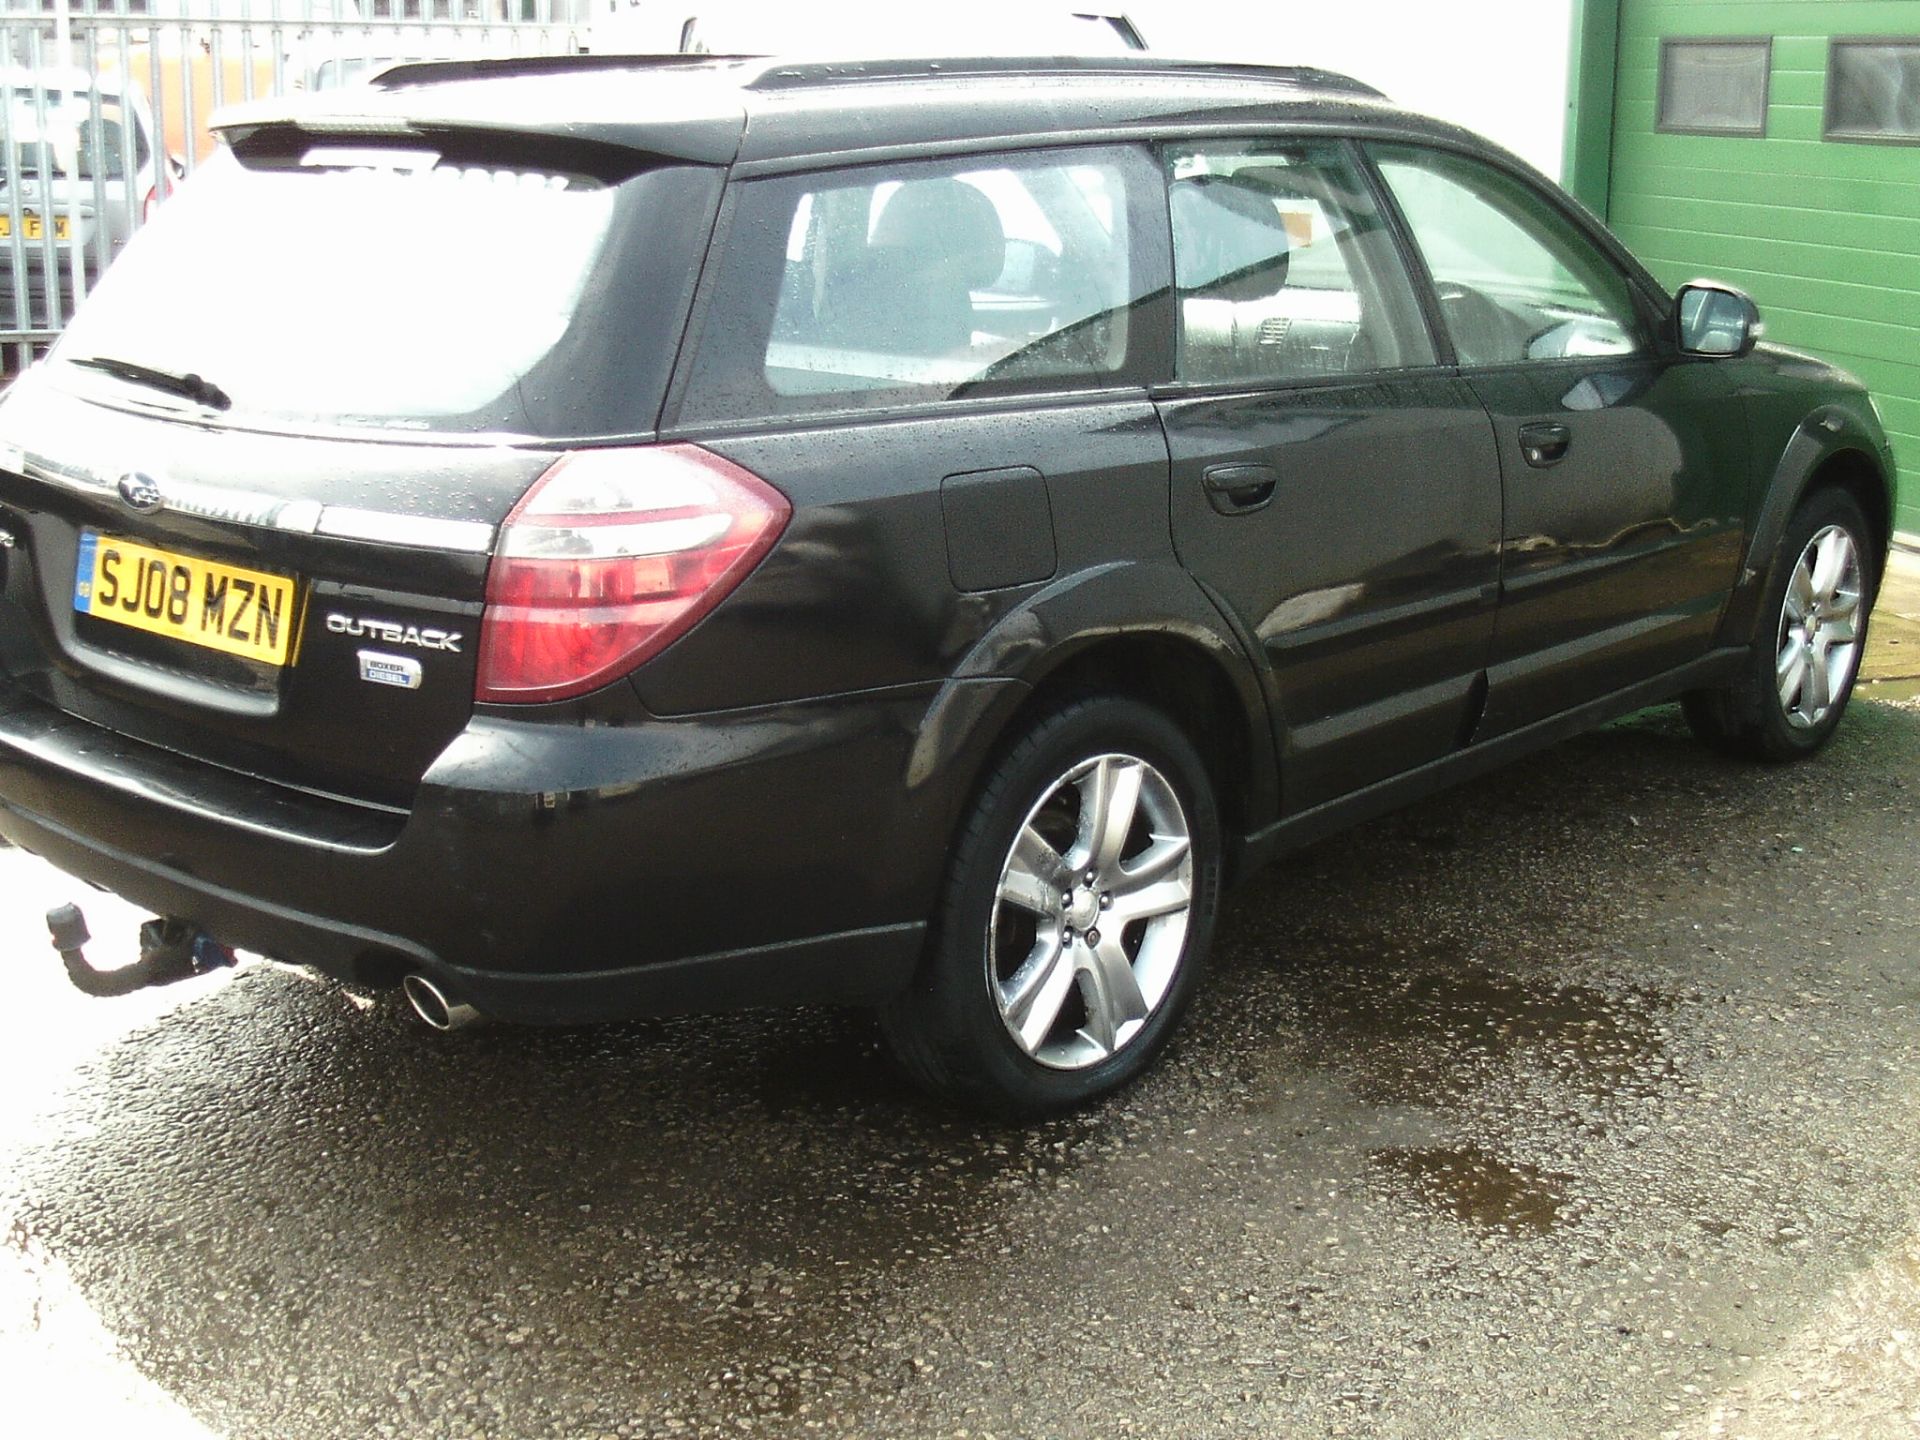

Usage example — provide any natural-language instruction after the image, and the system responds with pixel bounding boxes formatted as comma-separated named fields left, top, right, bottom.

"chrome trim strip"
left=20, top=455, right=101, bottom=493
left=315, top=507, right=495, bottom=553
left=159, top=477, right=317, bottom=532
left=13, top=455, right=495, bottom=554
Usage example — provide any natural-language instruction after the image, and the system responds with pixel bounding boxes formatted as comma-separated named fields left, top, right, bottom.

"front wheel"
left=1685, top=488, right=1876, bottom=761
left=881, top=696, right=1222, bottom=1116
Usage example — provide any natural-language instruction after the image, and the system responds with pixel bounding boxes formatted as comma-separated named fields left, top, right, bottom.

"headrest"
left=1171, top=174, right=1292, bottom=301
left=871, top=177, right=1007, bottom=288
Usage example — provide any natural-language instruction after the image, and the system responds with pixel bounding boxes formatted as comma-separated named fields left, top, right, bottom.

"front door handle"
left=1202, top=463, right=1278, bottom=515
left=1518, top=422, right=1573, bottom=469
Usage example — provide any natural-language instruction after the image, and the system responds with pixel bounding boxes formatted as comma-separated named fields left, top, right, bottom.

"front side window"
left=1370, top=146, right=1647, bottom=368
left=1658, top=38, right=1772, bottom=136
left=1166, top=139, right=1433, bottom=385
left=680, top=146, right=1161, bottom=422
left=1826, top=41, right=1920, bottom=142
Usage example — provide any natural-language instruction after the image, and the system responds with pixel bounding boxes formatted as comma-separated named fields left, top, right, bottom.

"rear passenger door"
left=649, top=145, right=1184, bottom=953
left=1155, top=139, right=1503, bottom=814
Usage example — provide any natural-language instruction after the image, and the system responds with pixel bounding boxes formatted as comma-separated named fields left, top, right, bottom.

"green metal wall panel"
left=1563, top=0, right=1623, bottom=212
left=1609, top=193, right=1920, bottom=251
left=1607, top=0, right=1920, bottom=536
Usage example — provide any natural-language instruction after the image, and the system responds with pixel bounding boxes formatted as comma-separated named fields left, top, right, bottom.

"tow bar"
left=45, top=904, right=237, bottom=998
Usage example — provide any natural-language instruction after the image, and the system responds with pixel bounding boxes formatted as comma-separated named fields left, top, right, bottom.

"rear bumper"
left=0, top=679, right=976, bottom=1021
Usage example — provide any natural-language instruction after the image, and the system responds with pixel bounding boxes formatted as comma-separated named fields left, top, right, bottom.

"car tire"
left=1684, top=487, right=1877, bottom=762
left=880, top=695, right=1222, bottom=1116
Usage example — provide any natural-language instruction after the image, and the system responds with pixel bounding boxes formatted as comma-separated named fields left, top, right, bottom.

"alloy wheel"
left=1775, top=523, right=1863, bottom=730
left=986, top=753, right=1194, bottom=1070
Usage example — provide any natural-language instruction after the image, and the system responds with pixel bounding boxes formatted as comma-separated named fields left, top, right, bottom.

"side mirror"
left=1676, top=282, right=1761, bottom=358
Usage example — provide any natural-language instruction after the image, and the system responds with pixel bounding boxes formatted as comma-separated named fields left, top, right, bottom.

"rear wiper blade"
left=69, top=355, right=232, bottom=411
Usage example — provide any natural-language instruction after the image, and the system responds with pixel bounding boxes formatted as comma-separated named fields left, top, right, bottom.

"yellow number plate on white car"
left=73, top=532, right=298, bottom=666
left=0, top=212, right=70, bottom=241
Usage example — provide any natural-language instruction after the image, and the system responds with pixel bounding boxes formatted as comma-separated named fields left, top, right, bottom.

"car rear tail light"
left=143, top=185, right=160, bottom=223
left=475, top=444, right=790, bottom=704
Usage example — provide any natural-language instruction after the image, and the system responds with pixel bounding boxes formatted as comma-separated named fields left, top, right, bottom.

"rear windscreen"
left=49, top=148, right=721, bottom=438
left=5, top=89, right=150, bottom=178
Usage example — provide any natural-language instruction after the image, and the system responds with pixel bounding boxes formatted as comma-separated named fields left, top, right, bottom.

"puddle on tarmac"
left=1290, top=946, right=1677, bottom=1111
left=0, top=1212, right=218, bottom=1437
left=1372, top=1144, right=1571, bottom=1236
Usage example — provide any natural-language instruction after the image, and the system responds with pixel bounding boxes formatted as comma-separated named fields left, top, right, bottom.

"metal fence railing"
left=2, top=0, right=590, bottom=371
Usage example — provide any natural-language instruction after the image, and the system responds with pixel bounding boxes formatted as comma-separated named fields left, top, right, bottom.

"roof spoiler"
left=214, top=115, right=712, bottom=181
left=369, top=52, right=728, bottom=91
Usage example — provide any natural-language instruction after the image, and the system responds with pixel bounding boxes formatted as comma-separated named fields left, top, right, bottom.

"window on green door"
left=1657, top=39, right=1771, bottom=137
left=1825, top=41, right=1920, bottom=143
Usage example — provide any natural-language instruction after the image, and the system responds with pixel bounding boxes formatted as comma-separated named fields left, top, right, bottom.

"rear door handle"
left=1518, top=422, right=1572, bottom=469
left=1202, top=463, right=1278, bottom=515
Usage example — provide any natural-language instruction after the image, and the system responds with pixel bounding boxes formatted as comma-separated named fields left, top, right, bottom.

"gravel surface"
left=2, top=591, right=1918, bottom=1439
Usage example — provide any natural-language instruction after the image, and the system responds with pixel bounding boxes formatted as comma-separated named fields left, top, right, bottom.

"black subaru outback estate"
left=0, top=54, right=1893, bottom=1113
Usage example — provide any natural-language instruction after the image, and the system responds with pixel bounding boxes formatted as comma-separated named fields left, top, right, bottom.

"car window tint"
left=1370, top=146, right=1646, bottom=366
left=682, top=147, right=1159, bottom=420
left=1167, top=140, right=1433, bottom=384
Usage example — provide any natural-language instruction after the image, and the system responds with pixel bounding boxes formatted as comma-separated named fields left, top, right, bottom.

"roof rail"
left=366, top=50, right=1384, bottom=101
left=741, top=54, right=1384, bottom=98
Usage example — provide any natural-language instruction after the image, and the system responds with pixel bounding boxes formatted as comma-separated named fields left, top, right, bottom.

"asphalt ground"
left=1, top=555, right=1917, bottom=1440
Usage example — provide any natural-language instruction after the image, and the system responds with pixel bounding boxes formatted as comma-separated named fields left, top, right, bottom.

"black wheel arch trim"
left=906, top=559, right=1280, bottom=854
left=1719, top=401, right=1894, bottom=648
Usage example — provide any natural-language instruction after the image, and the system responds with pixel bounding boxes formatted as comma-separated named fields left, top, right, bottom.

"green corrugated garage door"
left=1608, top=0, right=1920, bottom=537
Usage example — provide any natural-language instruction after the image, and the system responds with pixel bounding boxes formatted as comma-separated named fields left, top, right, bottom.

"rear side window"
left=679, top=145, right=1166, bottom=422
left=1167, top=140, right=1434, bottom=384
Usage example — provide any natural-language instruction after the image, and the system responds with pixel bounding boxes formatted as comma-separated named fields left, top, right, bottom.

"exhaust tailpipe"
left=402, top=973, right=481, bottom=1031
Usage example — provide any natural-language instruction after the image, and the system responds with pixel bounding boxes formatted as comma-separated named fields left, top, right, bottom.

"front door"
left=1367, top=144, right=1751, bottom=737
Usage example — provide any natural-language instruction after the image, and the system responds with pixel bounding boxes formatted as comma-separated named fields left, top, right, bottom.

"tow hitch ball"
left=45, top=904, right=237, bottom=998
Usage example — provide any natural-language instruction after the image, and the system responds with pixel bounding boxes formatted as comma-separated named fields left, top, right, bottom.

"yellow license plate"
left=73, top=532, right=299, bottom=666
left=0, top=213, right=71, bottom=241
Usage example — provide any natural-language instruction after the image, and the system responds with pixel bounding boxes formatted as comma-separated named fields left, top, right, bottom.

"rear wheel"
left=1685, top=488, right=1875, bottom=761
left=881, top=696, right=1222, bottom=1116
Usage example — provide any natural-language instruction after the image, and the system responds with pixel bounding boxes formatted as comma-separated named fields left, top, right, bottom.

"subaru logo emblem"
left=117, top=473, right=165, bottom=513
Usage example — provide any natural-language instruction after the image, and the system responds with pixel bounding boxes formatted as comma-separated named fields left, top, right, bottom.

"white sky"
left=1127, top=0, right=1577, bottom=178
left=594, top=1, right=1579, bottom=178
